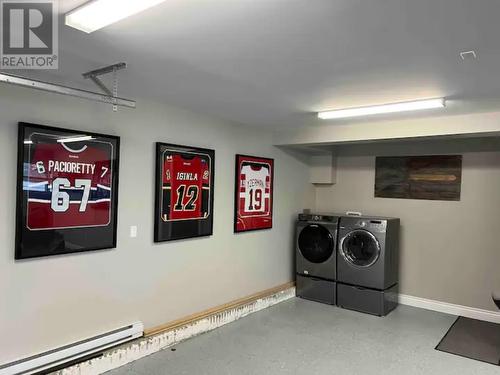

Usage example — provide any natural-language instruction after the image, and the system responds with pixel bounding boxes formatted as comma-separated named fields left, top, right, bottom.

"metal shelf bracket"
left=0, top=62, right=135, bottom=109
left=83, top=62, right=127, bottom=112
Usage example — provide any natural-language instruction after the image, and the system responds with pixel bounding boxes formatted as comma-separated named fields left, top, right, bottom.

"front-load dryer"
left=336, top=215, right=400, bottom=315
left=296, top=213, right=339, bottom=280
left=296, top=213, right=340, bottom=305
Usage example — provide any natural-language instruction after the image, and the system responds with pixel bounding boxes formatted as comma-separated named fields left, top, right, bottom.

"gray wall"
left=0, top=85, right=312, bottom=363
left=315, top=139, right=500, bottom=312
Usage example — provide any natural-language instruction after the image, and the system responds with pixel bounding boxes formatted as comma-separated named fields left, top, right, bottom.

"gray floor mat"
left=436, top=317, right=500, bottom=366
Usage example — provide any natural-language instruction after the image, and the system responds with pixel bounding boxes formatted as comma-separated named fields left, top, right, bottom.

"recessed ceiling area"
left=307, top=135, right=500, bottom=156
left=15, top=0, right=500, bottom=128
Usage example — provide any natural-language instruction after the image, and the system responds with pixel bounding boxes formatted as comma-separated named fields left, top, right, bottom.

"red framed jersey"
left=26, top=140, right=113, bottom=230
left=239, top=164, right=271, bottom=217
left=154, top=143, right=215, bottom=243
left=234, top=155, right=274, bottom=232
left=161, top=151, right=211, bottom=221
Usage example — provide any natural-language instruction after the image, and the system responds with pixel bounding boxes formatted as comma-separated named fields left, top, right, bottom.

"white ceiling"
left=13, top=0, right=500, bottom=128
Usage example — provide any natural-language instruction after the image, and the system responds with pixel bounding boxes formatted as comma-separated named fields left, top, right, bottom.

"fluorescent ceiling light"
left=24, top=140, right=33, bottom=145
left=57, top=136, right=94, bottom=144
left=317, top=98, right=446, bottom=120
left=65, top=0, right=167, bottom=33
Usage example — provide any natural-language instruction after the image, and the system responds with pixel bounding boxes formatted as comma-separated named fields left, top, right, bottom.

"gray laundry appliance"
left=295, top=213, right=340, bottom=305
left=336, top=215, right=400, bottom=316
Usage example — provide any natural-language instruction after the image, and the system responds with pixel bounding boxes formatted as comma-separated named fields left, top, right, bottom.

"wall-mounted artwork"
left=234, top=154, right=274, bottom=233
left=16, top=122, right=120, bottom=259
left=375, top=155, right=462, bottom=201
left=154, top=143, right=215, bottom=242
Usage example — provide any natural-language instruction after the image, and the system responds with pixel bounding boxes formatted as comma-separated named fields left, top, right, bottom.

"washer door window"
left=298, top=224, right=334, bottom=264
left=341, top=230, right=380, bottom=267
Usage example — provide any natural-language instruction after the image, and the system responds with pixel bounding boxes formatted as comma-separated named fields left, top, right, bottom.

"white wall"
left=0, top=85, right=312, bottom=363
left=314, top=139, right=500, bottom=312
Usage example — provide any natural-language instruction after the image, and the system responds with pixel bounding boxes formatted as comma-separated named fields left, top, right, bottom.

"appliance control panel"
left=298, top=214, right=338, bottom=222
left=357, top=220, right=387, bottom=231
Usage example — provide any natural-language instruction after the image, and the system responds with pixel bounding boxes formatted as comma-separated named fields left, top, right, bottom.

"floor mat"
left=436, top=316, right=500, bottom=366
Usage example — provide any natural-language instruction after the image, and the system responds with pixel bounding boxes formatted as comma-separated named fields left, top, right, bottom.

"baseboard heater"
left=0, top=322, right=144, bottom=375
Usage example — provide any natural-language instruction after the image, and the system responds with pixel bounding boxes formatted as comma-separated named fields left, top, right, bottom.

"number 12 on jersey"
left=174, top=185, right=199, bottom=211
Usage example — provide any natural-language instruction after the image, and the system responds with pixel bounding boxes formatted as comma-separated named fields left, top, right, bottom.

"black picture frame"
left=154, top=142, right=215, bottom=242
left=15, top=122, right=120, bottom=260
left=234, top=154, right=274, bottom=233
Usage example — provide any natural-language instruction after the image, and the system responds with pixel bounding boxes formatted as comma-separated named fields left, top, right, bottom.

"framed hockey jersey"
left=154, top=143, right=215, bottom=242
left=234, top=154, right=274, bottom=233
left=15, top=122, right=120, bottom=259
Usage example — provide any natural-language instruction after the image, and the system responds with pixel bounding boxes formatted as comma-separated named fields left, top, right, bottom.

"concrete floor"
left=109, top=298, right=499, bottom=375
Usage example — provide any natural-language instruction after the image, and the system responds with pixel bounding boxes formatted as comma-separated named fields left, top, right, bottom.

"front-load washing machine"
left=336, top=215, right=399, bottom=316
left=295, top=213, right=340, bottom=305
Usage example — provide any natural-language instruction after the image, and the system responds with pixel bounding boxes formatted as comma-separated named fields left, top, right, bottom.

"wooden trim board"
left=145, top=281, right=295, bottom=336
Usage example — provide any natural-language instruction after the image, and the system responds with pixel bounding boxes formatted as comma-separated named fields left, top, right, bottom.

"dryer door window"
left=341, top=230, right=380, bottom=267
left=298, top=224, right=334, bottom=264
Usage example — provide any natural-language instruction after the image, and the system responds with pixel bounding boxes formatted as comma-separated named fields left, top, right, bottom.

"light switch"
left=130, top=226, right=138, bottom=238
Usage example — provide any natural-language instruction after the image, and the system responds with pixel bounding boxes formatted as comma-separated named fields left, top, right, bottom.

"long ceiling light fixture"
left=65, top=0, right=167, bottom=33
left=57, top=136, right=94, bottom=144
left=317, top=98, right=446, bottom=120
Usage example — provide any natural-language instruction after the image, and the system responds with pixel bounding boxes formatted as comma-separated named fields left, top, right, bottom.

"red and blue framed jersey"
left=26, top=140, right=113, bottom=230
left=15, top=122, right=120, bottom=260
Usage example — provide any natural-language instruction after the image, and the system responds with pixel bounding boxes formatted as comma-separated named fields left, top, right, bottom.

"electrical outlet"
left=130, top=226, right=138, bottom=238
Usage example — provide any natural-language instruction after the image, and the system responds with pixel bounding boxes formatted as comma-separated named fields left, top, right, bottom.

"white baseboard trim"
left=53, top=287, right=296, bottom=375
left=399, top=294, right=500, bottom=324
